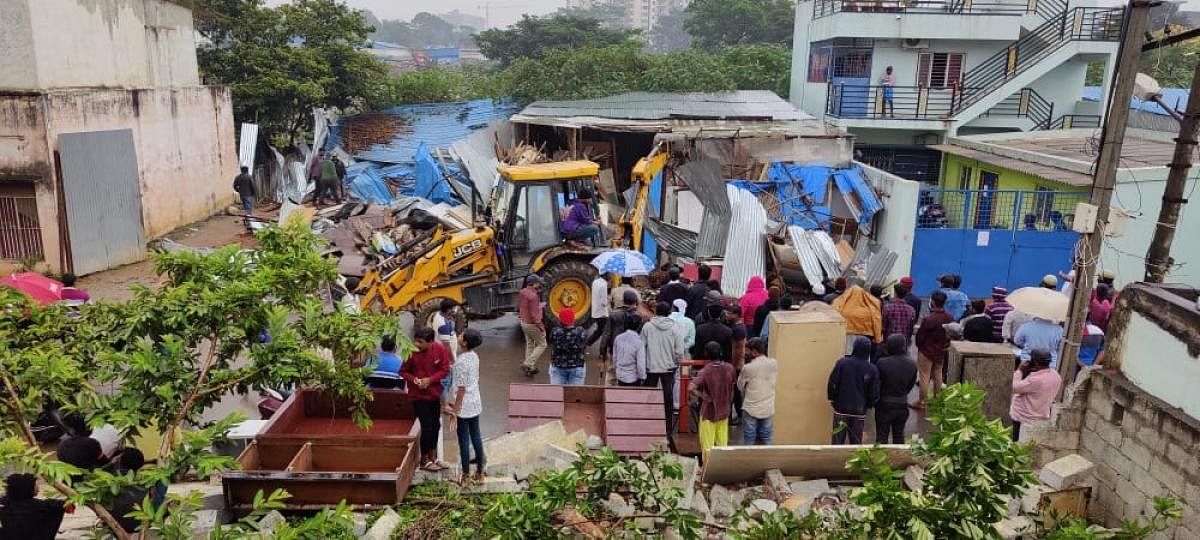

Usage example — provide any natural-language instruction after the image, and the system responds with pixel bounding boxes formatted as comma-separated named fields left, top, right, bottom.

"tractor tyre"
left=540, top=259, right=598, bottom=327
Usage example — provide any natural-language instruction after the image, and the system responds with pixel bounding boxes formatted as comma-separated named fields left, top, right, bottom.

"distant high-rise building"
left=565, top=0, right=687, bottom=33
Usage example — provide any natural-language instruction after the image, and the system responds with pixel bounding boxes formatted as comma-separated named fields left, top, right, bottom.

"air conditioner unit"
left=901, top=38, right=929, bottom=49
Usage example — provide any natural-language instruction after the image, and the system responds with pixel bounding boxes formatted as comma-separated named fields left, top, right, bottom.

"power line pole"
left=1058, top=0, right=1154, bottom=394
left=1143, top=63, right=1200, bottom=282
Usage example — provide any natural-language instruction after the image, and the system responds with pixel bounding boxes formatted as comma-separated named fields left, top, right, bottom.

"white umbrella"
left=1006, top=286, right=1070, bottom=322
left=590, top=249, right=655, bottom=277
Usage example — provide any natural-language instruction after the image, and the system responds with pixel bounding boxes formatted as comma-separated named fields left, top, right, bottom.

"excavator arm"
left=622, top=143, right=670, bottom=253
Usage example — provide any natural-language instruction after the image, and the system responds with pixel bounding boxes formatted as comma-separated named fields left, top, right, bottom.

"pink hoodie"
left=739, top=276, right=768, bottom=326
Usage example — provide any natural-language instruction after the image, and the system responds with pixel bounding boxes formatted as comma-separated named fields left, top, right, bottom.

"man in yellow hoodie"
left=832, top=280, right=883, bottom=353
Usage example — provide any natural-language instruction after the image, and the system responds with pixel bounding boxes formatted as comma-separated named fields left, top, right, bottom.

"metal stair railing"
left=951, top=7, right=1123, bottom=116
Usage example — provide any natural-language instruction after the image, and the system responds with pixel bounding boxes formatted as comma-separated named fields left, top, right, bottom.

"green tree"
left=370, top=12, right=478, bottom=48
left=640, top=49, right=735, bottom=92
left=368, top=66, right=504, bottom=108
left=556, top=1, right=632, bottom=30
left=1139, top=39, right=1200, bottom=88
left=720, top=44, right=793, bottom=98
left=195, top=0, right=387, bottom=142
left=499, top=43, right=653, bottom=102
left=684, top=0, right=796, bottom=51
left=0, top=221, right=400, bottom=537
left=475, top=14, right=640, bottom=67
left=648, top=8, right=693, bottom=52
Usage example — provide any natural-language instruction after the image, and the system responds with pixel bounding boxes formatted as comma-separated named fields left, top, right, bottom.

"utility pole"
left=1143, top=63, right=1200, bottom=282
left=1058, top=0, right=1154, bottom=394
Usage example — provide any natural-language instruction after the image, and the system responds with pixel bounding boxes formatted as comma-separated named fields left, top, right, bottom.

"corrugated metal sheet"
left=449, top=120, right=512, bottom=200
left=864, top=248, right=899, bottom=287
left=696, top=209, right=729, bottom=258
left=644, top=218, right=698, bottom=257
left=517, top=91, right=809, bottom=121
left=239, top=123, right=258, bottom=169
left=722, top=184, right=768, bottom=297
left=788, top=227, right=826, bottom=288
left=678, top=159, right=731, bottom=258
left=327, top=99, right=519, bottom=165
left=790, top=228, right=842, bottom=282
left=928, top=144, right=1093, bottom=186
left=58, top=129, right=146, bottom=275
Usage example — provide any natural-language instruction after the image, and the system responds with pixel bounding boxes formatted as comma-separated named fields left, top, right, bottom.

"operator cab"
left=493, top=161, right=603, bottom=275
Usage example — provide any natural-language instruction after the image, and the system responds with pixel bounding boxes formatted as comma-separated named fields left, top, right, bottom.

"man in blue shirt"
left=1014, top=317, right=1064, bottom=368
left=366, top=336, right=403, bottom=388
left=937, top=274, right=969, bottom=320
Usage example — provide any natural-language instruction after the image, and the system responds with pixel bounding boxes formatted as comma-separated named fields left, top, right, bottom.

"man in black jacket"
left=827, top=336, right=879, bottom=444
left=0, top=473, right=65, bottom=539
left=233, top=165, right=256, bottom=230
left=693, top=304, right=732, bottom=360
left=874, top=334, right=917, bottom=443
left=657, top=268, right=688, bottom=307
left=684, top=264, right=712, bottom=320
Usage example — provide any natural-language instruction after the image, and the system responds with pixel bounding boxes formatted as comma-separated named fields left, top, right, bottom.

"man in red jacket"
left=401, top=327, right=452, bottom=471
left=912, top=291, right=952, bottom=410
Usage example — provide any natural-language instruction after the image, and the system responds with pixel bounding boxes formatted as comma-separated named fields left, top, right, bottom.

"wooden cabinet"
left=766, top=304, right=847, bottom=445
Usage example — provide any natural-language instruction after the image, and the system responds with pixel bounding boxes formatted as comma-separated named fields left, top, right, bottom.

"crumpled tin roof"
left=327, top=99, right=519, bottom=165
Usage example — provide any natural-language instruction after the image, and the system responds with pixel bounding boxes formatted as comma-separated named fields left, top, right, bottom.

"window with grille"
left=957, top=166, right=973, bottom=190
left=808, top=48, right=831, bottom=82
left=0, top=184, right=44, bottom=261
left=917, top=52, right=964, bottom=89
left=831, top=49, right=872, bottom=78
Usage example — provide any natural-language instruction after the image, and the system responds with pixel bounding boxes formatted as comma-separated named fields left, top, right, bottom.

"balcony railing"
left=814, top=0, right=1031, bottom=18
left=825, top=84, right=956, bottom=120
left=979, top=88, right=1055, bottom=128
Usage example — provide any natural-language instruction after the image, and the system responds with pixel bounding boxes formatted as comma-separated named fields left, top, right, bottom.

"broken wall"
left=860, top=164, right=920, bottom=282
left=0, top=0, right=200, bottom=91
left=0, top=87, right=236, bottom=273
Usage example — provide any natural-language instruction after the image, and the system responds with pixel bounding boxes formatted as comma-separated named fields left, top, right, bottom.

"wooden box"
left=259, top=388, right=420, bottom=441
left=767, top=304, right=847, bottom=445
left=506, top=384, right=667, bottom=454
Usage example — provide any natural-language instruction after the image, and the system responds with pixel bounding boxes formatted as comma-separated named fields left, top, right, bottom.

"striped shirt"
left=985, top=301, right=1014, bottom=342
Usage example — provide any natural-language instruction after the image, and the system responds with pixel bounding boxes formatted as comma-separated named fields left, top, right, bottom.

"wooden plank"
left=509, top=384, right=564, bottom=402
left=604, top=388, right=663, bottom=404
left=285, top=442, right=313, bottom=472
left=605, top=419, right=666, bottom=436
left=701, top=445, right=916, bottom=485
left=1038, top=486, right=1091, bottom=529
left=609, top=435, right=669, bottom=454
left=507, top=416, right=556, bottom=433
left=605, top=402, right=666, bottom=420
left=507, top=400, right=565, bottom=418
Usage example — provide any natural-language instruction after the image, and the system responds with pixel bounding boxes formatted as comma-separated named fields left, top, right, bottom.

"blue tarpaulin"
left=413, top=143, right=455, bottom=205
left=731, top=163, right=883, bottom=229
left=1083, top=85, right=1189, bottom=117
left=347, top=168, right=394, bottom=205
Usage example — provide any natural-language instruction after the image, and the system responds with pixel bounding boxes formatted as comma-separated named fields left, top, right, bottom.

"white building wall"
left=861, top=164, right=920, bottom=280
left=1104, top=172, right=1200, bottom=288
left=2, top=0, right=199, bottom=91
left=1119, top=312, right=1200, bottom=421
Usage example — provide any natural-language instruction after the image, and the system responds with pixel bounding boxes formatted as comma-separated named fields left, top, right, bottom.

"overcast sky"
left=267, top=0, right=568, bottom=28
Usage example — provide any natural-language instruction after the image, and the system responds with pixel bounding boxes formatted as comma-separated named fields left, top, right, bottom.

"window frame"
left=917, top=52, right=965, bottom=89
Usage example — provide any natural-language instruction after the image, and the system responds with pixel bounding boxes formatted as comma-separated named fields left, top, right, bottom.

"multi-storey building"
left=788, top=0, right=1122, bottom=182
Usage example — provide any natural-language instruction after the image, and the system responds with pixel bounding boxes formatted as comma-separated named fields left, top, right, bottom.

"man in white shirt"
left=588, top=273, right=611, bottom=349
left=737, top=338, right=778, bottom=445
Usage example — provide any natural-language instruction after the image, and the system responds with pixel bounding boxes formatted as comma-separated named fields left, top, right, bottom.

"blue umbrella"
left=590, top=249, right=655, bottom=277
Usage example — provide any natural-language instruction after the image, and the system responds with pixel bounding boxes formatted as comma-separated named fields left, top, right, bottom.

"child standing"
left=690, top=341, right=736, bottom=459
left=449, top=328, right=485, bottom=482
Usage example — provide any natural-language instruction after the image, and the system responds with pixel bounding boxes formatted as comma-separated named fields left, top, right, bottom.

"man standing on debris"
left=316, top=152, right=341, bottom=207
left=827, top=336, right=879, bottom=445
left=518, top=275, right=546, bottom=377
left=738, top=338, right=777, bottom=445
left=691, top=341, right=736, bottom=458
left=400, top=328, right=452, bottom=471
left=642, top=301, right=686, bottom=435
left=233, top=165, right=256, bottom=230
left=875, top=334, right=917, bottom=444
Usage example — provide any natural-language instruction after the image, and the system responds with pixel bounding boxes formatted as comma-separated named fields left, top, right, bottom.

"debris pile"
left=315, top=200, right=468, bottom=278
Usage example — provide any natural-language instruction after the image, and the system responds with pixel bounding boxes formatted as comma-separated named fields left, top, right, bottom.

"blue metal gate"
left=910, top=189, right=1086, bottom=298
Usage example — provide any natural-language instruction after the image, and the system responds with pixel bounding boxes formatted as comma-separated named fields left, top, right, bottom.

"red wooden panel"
left=509, top=384, right=564, bottom=402
left=507, top=416, right=555, bottom=433
left=604, top=402, right=665, bottom=420
left=507, top=400, right=564, bottom=418
left=608, top=435, right=668, bottom=454
left=604, top=388, right=663, bottom=404
left=605, top=419, right=666, bottom=436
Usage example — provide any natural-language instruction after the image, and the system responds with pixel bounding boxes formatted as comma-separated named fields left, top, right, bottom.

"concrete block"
left=663, top=455, right=698, bottom=508
left=747, top=499, right=777, bottom=518
left=904, top=465, right=924, bottom=492
left=1000, top=495, right=1021, bottom=518
left=780, top=494, right=814, bottom=518
left=412, top=468, right=453, bottom=485
left=994, top=516, right=1034, bottom=539
left=789, top=479, right=831, bottom=499
left=1119, top=439, right=1153, bottom=471
left=190, top=509, right=222, bottom=538
left=763, top=469, right=793, bottom=501
left=1135, top=424, right=1168, bottom=453
left=691, top=490, right=711, bottom=520
left=365, top=507, right=400, bottom=540
left=1039, top=454, right=1095, bottom=490
left=484, top=420, right=568, bottom=465
left=709, top=484, right=735, bottom=518
left=1096, top=421, right=1123, bottom=445
left=1148, top=459, right=1185, bottom=495
left=1131, top=468, right=1165, bottom=496
left=541, top=443, right=580, bottom=464
left=735, top=486, right=768, bottom=508
left=351, top=513, right=368, bottom=536
left=485, top=463, right=516, bottom=479
left=257, top=510, right=286, bottom=533
left=602, top=493, right=634, bottom=518
left=464, top=476, right=524, bottom=494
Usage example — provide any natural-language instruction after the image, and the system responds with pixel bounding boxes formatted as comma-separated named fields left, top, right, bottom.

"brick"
left=1148, top=460, right=1186, bottom=496
left=1162, top=417, right=1199, bottom=447
left=780, top=494, right=814, bottom=519
left=789, top=479, right=832, bottom=499
left=1131, top=469, right=1165, bottom=497
left=1115, top=477, right=1145, bottom=508
left=1120, top=439, right=1153, bottom=471
left=1080, top=429, right=1106, bottom=458
left=1096, top=420, right=1123, bottom=445
left=1085, top=411, right=1099, bottom=430
left=763, top=469, right=793, bottom=501
left=1136, top=425, right=1168, bottom=453
left=1120, top=412, right=1142, bottom=437
left=1093, top=463, right=1119, bottom=488
left=1106, top=446, right=1136, bottom=478
left=1039, top=454, right=1095, bottom=490
left=709, top=484, right=735, bottom=518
